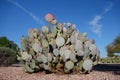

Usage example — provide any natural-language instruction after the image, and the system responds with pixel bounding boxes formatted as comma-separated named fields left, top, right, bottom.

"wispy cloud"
left=89, top=2, right=113, bottom=37
left=103, top=2, right=113, bottom=14
left=89, top=15, right=102, bottom=37
left=8, top=0, right=44, bottom=25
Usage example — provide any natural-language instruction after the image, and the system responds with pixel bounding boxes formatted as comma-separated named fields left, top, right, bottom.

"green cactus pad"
left=56, top=36, right=65, bottom=47
left=41, top=54, right=48, bottom=63
left=42, top=26, right=49, bottom=33
left=60, top=46, right=68, bottom=57
left=83, top=50, right=90, bottom=60
left=21, top=52, right=32, bottom=61
left=70, top=53, right=77, bottom=62
left=53, top=49, right=60, bottom=57
left=28, top=29, right=34, bottom=41
left=30, top=59, right=36, bottom=69
left=52, top=26, right=57, bottom=37
left=43, top=63, right=49, bottom=70
left=29, top=48, right=35, bottom=55
left=74, top=40, right=83, bottom=51
left=66, top=38, right=70, bottom=44
left=47, top=53, right=52, bottom=62
left=65, top=60, right=74, bottom=70
left=41, top=39, right=49, bottom=48
left=70, top=33, right=76, bottom=44
left=21, top=37, right=29, bottom=51
left=36, top=54, right=42, bottom=62
left=89, top=44, right=98, bottom=55
left=79, top=60, right=84, bottom=70
left=53, top=56, right=59, bottom=63
left=33, top=32, right=37, bottom=38
left=82, top=59, right=93, bottom=71
left=17, top=55, right=22, bottom=61
left=80, top=36, right=86, bottom=42
left=32, top=43, right=42, bottom=53
left=25, top=62, right=34, bottom=73
left=63, top=50, right=71, bottom=61
left=76, top=50, right=84, bottom=56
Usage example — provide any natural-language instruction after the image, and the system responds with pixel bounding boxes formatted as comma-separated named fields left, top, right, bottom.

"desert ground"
left=0, top=64, right=120, bottom=80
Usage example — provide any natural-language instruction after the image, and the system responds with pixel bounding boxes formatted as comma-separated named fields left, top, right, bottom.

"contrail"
left=8, top=0, right=44, bottom=25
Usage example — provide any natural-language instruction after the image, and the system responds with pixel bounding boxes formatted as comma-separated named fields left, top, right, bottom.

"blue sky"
left=0, top=0, right=120, bottom=57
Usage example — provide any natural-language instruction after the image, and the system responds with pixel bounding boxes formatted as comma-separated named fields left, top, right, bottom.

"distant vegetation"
left=0, top=36, right=19, bottom=66
left=0, top=36, right=18, bottom=52
left=106, top=34, right=120, bottom=57
left=99, top=35, right=120, bottom=64
left=100, top=56, right=120, bottom=63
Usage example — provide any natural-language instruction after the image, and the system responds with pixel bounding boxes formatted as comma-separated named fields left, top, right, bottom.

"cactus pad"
left=65, top=60, right=74, bottom=70
left=82, top=59, right=93, bottom=71
left=56, top=36, right=65, bottom=47
left=32, top=43, right=42, bottom=52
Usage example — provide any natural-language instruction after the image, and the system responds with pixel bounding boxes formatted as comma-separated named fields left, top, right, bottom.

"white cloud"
left=89, top=15, right=102, bottom=37
left=89, top=2, right=113, bottom=37
left=8, top=0, right=44, bottom=25
left=89, top=16, right=102, bottom=25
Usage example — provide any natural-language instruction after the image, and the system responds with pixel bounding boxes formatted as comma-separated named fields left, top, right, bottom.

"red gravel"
left=0, top=67, right=120, bottom=80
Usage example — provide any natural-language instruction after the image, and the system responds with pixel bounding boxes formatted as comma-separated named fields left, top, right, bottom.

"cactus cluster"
left=17, top=13, right=100, bottom=74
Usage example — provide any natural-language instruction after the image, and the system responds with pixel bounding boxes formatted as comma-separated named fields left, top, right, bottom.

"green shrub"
left=100, top=57, right=120, bottom=63
left=0, top=47, right=17, bottom=66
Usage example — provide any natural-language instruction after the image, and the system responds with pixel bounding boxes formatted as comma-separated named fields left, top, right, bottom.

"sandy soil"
left=0, top=67, right=120, bottom=80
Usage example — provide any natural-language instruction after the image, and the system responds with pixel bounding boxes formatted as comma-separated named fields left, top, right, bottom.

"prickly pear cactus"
left=82, top=59, right=93, bottom=73
left=17, top=13, right=100, bottom=74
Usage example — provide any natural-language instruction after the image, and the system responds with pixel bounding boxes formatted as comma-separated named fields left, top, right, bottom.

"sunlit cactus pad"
left=17, top=13, right=100, bottom=74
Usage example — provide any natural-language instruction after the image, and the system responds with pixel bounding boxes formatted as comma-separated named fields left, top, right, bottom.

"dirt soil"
left=0, top=67, right=120, bottom=80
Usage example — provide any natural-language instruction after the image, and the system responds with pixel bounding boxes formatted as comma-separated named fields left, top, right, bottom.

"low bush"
left=100, top=57, right=120, bottom=63
left=0, top=47, right=17, bottom=66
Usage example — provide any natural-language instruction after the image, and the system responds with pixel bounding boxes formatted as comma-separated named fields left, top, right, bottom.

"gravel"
left=0, top=67, right=120, bottom=80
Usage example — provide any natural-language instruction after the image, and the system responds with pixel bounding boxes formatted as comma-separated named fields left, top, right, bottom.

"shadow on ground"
left=93, top=63, right=120, bottom=75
